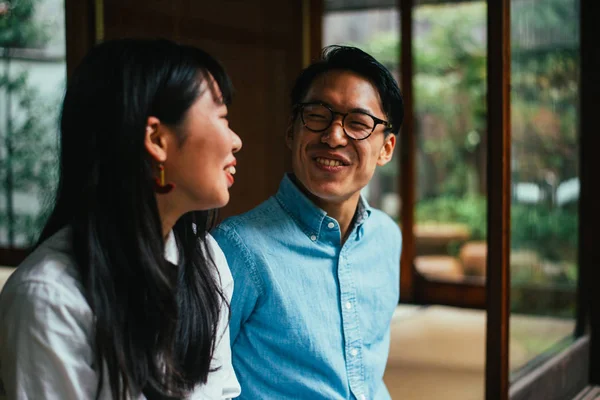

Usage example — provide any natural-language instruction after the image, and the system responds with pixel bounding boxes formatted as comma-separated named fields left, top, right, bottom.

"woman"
left=0, top=38, right=242, bottom=399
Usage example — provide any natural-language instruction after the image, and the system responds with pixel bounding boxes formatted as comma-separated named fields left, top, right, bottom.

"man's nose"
left=321, top=117, right=348, bottom=147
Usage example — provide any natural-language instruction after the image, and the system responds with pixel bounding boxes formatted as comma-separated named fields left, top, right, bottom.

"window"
left=0, top=0, right=65, bottom=255
left=412, top=0, right=488, bottom=287
left=509, top=0, right=580, bottom=378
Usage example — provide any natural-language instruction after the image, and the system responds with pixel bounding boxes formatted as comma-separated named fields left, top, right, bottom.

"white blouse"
left=0, top=228, right=240, bottom=399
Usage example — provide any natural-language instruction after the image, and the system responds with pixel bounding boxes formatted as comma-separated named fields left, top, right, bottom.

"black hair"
left=38, top=38, right=233, bottom=399
left=290, top=45, right=404, bottom=135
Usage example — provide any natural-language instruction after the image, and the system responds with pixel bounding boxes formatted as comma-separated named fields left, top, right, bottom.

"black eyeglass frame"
left=295, top=101, right=393, bottom=140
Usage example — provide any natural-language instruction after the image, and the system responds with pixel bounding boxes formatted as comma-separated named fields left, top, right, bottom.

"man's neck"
left=288, top=174, right=362, bottom=243
left=288, top=177, right=359, bottom=243
left=312, top=195, right=360, bottom=243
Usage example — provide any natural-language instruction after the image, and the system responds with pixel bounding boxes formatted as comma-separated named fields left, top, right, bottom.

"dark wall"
left=66, top=0, right=308, bottom=219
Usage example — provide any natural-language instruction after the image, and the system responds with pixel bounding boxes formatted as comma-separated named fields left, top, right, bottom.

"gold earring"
left=153, top=163, right=175, bottom=194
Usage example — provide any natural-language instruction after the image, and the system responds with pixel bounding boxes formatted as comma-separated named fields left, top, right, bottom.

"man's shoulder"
left=368, top=208, right=401, bottom=233
left=364, top=208, right=402, bottom=250
left=212, top=196, right=294, bottom=247
left=217, top=197, right=281, bottom=232
left=212, top=198, right=287, bottom=278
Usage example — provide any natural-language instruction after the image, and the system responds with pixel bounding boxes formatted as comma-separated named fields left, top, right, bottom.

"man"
left=212, top=45, right=404, bottom=400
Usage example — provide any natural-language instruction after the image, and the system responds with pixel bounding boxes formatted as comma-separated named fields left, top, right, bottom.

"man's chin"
left=305, top=182, right=352, bottom=204
left=293, top=174, right=352, bottom=202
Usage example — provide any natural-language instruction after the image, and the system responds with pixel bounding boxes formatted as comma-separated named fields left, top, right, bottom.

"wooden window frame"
left=395, top=0, right=597, bottom=398
left=485, top=0, right=511, bottom=398
left=577, top=0, right=600, bottom=388
left=488, top=0, right=599, bottom=398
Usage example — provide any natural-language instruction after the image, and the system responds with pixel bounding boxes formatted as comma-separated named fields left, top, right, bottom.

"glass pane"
left=408, top=2, right=488, bottom=399
left=413, top=1, right=488, bottom=287
left=0, top=0, right=65, bottom=248
left=323, top=6, right=401, bottom=220
left=509, top=0, right=579, bottom=377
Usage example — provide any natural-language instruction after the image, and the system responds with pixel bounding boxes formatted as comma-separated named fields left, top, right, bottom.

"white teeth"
left=227, top=166, right=236, bottom=175
left=316, top=157, right=343, bottom=167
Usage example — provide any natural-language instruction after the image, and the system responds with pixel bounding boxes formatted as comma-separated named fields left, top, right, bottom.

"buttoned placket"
left=304, top=196, right=371, bottom=400
left=337, top=224, right=367, bottom=400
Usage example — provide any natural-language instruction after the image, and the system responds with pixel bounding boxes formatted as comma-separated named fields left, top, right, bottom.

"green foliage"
left=510, top=0, right=579, bottom=184
left=416, top=195, right=487, bottom=240
left=0, top=72, right=58, bottom=191
left=355, top=32, right=399, bottom=68
left=417, top=194, right=578, bottom=316
left=416, top=195, right=578, bottom=263
left=511, top=48, right=579, bottom=182
left=359, top=0, right=579, bottom=199
left=0, top=0, right=57, bottom=246
left=413, top=3, right=487, bottom=198
left=0, top=0, right=50, bottom=48
left=511, top=205, right=578, bottom=261
left=511, top=0, right=579, bottom=50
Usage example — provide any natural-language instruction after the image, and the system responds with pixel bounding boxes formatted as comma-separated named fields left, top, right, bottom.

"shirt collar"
left=355, top=193, right=372, bottom=225
left=164, top=230, right=179, bottom=264
left=275, top=173, right=372, bottom=241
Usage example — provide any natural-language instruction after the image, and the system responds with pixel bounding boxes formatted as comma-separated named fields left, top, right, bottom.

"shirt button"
left=359, top=395, right=367, bottom=400
left=310, top=234, right=317, bottom=241
left=327, top=222, right=335, bottom=229
left=350, top=348, right=358, bottom=357
left=345, top=302, right=352, bottom=310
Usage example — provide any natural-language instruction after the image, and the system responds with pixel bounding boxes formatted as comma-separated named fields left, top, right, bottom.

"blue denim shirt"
left=213, top=174, right=401, bottom=400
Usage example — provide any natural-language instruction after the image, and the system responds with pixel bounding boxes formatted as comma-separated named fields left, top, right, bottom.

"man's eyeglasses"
left=296, top=102, right=393, bottom=140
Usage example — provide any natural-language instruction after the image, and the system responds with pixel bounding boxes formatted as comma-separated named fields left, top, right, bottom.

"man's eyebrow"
left=348, top=107, right=374, bottom=115
left=304, top=99, right=374, bottom=115
left=303, top=97, right=328, bottom=106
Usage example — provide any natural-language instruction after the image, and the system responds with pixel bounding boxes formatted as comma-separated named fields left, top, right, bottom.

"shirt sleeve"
left=187, top=283, right=240, bottom=400
left=0, top=281, right=99, bottom=400
left=211, top=225, right=265, bottom=345
left=194, top=234, right=241, bottom=400
left=214, top=325, right=239, bottom=400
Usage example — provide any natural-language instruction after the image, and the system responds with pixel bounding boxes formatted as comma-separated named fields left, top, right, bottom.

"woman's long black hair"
left=37, top=38, right=233, bottom=399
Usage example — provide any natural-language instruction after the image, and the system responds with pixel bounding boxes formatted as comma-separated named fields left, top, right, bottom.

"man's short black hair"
left=290, top=45, right=404, bottom=135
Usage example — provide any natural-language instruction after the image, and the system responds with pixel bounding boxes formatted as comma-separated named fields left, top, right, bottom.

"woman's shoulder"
left=0, top=228, right=90, bottom=317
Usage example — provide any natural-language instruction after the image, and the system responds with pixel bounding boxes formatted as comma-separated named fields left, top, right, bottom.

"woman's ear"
left=144, top=116, right=168, bottom=162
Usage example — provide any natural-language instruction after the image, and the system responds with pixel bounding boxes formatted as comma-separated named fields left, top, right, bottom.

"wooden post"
left=485, top=0, right=511, bottom=398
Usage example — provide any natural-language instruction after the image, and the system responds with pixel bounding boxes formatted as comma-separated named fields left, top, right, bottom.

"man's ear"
left=144, top=116, right=168, bottom=163
left=377, top=133, right=396, bottom=166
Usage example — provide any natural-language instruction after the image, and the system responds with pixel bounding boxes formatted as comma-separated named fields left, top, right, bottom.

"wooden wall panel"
left=100, top=0, right=305, bottom=218
left=65, top=0, right=97, bottom=79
